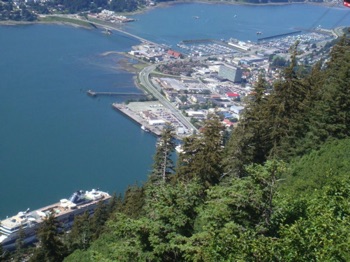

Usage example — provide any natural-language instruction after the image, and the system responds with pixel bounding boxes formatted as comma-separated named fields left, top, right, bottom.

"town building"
left=218, top=64, right=243, bottom=83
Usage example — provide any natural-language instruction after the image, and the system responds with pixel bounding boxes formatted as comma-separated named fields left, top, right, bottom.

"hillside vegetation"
left=3, top=36, right=350, bottom=262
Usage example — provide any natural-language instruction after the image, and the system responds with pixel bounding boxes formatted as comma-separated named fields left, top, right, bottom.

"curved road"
left=139, top=65, right=197, bottom=133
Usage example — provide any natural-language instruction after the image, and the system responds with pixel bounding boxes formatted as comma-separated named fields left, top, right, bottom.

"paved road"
left=139, top=65, right=198, bottom=134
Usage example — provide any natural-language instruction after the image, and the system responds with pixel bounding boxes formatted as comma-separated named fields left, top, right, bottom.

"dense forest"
left=2, top=36, right=350, bottom=261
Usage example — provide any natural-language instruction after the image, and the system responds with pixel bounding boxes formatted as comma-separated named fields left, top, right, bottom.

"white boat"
left=141, top=125, right=150, bottom=132
left=0, top=189, right=111, bottom=251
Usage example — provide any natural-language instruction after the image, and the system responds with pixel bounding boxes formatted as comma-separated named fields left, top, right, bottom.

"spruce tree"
left=66, top=212, right=92, bottom=253
left=14, top=226, right=26, bottom=261
left=90, top=201, right=109, bottom=240
left=176, top=114, right=224, bottom=187
left=121, top=185, right=145, bottom=219
left=30, top=212, right=67, bottom=262
left=224, top=75, right=270, bottom=177
left=150, top=123, right=176, bottom=184
left=312, top=36, right=350, bottom=141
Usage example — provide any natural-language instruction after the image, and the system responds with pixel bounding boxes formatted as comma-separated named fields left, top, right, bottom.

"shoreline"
left=0, top=0, right=342, bottom=27
left=122, top=0, right=342, bottom=16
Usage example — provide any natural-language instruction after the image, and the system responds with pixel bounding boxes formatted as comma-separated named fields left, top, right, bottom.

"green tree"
left=312, top=36, right=350, bottom=141
left=66, top=212, right=92, bottom=253
left=273, top=179, right=350, bottom=261
left=30, top=212, right=67, bottom=262
left=224, top=75, right=271, bottom=177
left=176, top=114, right=224, bottom=187
left=90, top=201, right=109, bottom=240
left=121, top=184, right=145, bottom=219
left=150, top=124, right=176, bottom=184
left=14, top=226, right=26, bottom=261
left=179, top=161, right=284, bottom=261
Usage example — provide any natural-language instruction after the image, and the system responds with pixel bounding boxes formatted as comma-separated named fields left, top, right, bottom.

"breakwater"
left=257, top=31, right=302, bottom=42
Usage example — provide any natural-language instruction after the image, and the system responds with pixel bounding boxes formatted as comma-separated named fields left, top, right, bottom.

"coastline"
left=0, top=0, right=340, bottom=27
left=123, top=0, right=342, bottom=16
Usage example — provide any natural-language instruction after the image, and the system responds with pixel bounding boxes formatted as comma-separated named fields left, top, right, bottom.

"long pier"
left=87, top=90, right=147, bottom=98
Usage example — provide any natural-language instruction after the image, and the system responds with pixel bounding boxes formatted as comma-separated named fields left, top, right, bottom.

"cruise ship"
left=0, top=189, right=111, bottom=250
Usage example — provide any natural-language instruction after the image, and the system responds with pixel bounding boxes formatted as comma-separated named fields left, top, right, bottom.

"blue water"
left=125, top=3, right=350, bottom=45
left=0, top=25, right=156, bottom=217
left=1, top=3, right=349, bottom=218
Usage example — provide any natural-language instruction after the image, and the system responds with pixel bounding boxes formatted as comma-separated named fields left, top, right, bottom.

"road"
left=139, top=65, right=198, bottom=134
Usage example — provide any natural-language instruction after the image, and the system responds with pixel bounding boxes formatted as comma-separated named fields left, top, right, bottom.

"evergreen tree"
left=14, top=226, right=26, bottom=261
left=30, top=212, right=67, bottom=262
left=224, top=75, right=270, bottom=177
left=176, top=114, right=224, bottom=187
left=106, top=192, right=123, bottom=215
left=0, top=236, right=6, bottom=262
left=312, top=36, right=350, bottom=141
left=150, top=123, right=176, bottom=184
left=266, top=42, right=309, bottom=160
left=121, top=184, right=145, bottom=219
left=66, top=212, right=92, bottom=253
left=90, top=201, right=109, bottom=240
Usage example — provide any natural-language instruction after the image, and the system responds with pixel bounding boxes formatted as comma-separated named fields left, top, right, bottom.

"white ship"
left=0, top=189, right=111, bottom=250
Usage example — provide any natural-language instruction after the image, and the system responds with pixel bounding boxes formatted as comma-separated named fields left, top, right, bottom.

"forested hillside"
left=61, top=36, right=350, bottom=261
left=3, top=36, right=349, bottom=262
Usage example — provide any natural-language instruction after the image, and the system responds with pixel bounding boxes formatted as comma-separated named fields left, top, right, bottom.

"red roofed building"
left=222, top=119, right=234, bottom=128
left=226, top=92, right=240, bottom=98
left=167, top=50, right=182, bottom=58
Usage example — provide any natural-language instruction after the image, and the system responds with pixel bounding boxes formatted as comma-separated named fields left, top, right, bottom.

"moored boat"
left=0, top=189, right=111, bottom=251
left=141, top=125, right=150, bottom=132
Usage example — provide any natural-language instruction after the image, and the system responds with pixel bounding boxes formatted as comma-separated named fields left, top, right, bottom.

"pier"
left=112, top=103, right=162, bottom=136
left=87, top=90, right=147, bottom=98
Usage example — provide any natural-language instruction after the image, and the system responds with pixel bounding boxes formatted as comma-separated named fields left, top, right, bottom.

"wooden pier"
left=87, top=90, right=147, bottom=98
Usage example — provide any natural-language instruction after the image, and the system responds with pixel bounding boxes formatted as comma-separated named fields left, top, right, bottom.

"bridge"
left=43, top=14, right=158, bottom=46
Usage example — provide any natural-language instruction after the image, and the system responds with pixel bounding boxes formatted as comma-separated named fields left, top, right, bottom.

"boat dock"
left=87, top=90, right=147, bottom=98
left=112, top=102, right=162, bottom=136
